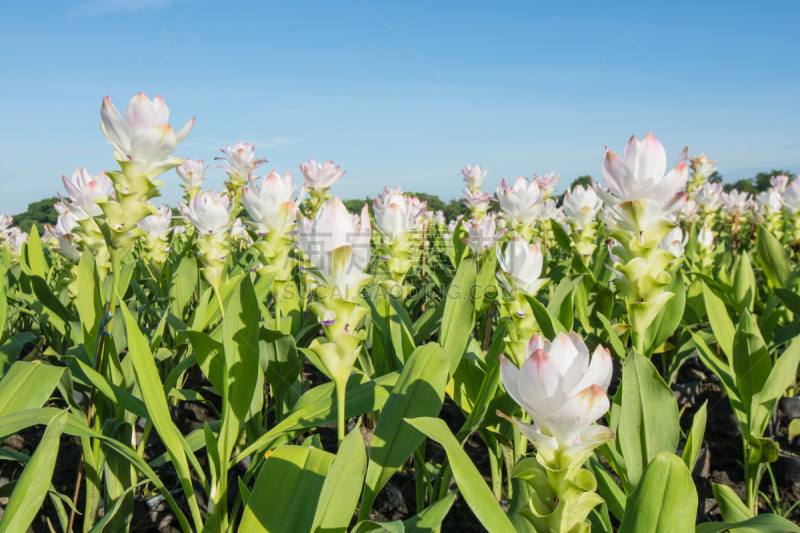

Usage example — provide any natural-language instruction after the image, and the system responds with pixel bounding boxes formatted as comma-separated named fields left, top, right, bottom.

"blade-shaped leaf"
left=439, top=259, right=478, bottom=374
left=0, top=362, right=64, bottom=417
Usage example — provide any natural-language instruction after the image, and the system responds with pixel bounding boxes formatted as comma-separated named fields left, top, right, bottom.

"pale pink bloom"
left=181, top=191, right=233, bottom=236
left=535, top=198, right=562, bottom=221
left=563, top=185, right=602, bottom=228
left=660, top=226, right=688, bottom=258
left=756, top=189, right=782, bottom=214
left=694, top=182, right=723, bottom=212
left=781, top=180, right=800, bottom=213
left=100, top=93, right=193, bottom=175
left=533, top=172, right=560, bottom=197
left=60, top=168, right=115, bottom=220
left=720, top=190, right=751, bottom=217
left=136, top=204, right=173, bottom=239
left=241, top=170, right=305, bottom=235
left=176, top=158, right=208, bottom=190
left=496, top=236, right=547, bottom=294
left=462, top=191, right=493, bottom=213
left=462, top=216, right=506, bottom=254
left=296, top=197, right=372, bottom=298
left=373, top=191, right=423, bottom=243
left=299, top=158, right=345, bottom=191
left=698, top=224, right=714, bottom=249
left=499, top=332, right=613, bottom=452
left=496, top=177, right=542, bottom=227
left=462, top=164, right=487, bottom=189
left=679, top=199, right=702, bottom=223
left=771, top=174, right=790, bottom=193
left=216, top=142, right=266, bottom=181
left=0, top=214, right=13, bottom=235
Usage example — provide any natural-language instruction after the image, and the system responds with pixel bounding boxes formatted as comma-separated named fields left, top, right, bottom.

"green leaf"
left=26, top=225, right=47, bottom=279
left=439, top=258, right=478, bottom=374
left=790, top=419, right=800, bottom=440
left=0, top=362, right=64, bottom=416
left=732, top=251, right=756, bottom=315
left=169, top=252, right=198, bottom=317
left=597, top=312, right=626, bottom=359
left=182, top=330, right=224, bottom=393
left=360, top=344, right=448, bottom=518
left=524, top=293, right=567, bottom=340
left=703, top=282, right=735, bottom=363
left=732, top=311, right=772, bottom=427
left=775, top=287, right=800, bottom=315
left=617, top=453, right=697, bottom=533
left=239, top=445, right=335, bottom=533
left=550, top=218, right=572, bottom=251
left=0, top=410, right=67, bottom=533
left=310, top=423, right=367, bottom=533
left=546, top=274, right=582, bottom=332
left=696, top=515, right=800, bottom=533
left=0, top=333, right=36, bottom=378
left=645, top=269, right=684, bottom=357
left=352, top=521, right=405, bottom=533
left=262, top=328, right=301, bottom=422
left=588, top=456, right=626, bottom=521
left=682, top=401, right=707, bottom=473
left=618, top=351, right=680, bottom=488
left=757, top=225, right=791, bottom=289
left=76, top=252, right=105, bottom=360
left=403, top=492, right=456, bottom=533
left=405, top=417, right=516, bottom=533
left=118, top=292, right=203, bottom=531
left=711, top=483, right=753, bottom=523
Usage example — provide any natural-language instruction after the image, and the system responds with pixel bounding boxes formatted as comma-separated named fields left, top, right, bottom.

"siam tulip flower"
left=698, top=224, right=714, bottom=250
left=689, top=153, right=717, bottom=178
left=435, top=211, right=446, bottom=227
left=782, top=180, right=800, bottom=213
left=462, top=216, right=506, bottom=255
left=296, top=196, right=372, bottom=302
left=4, top=228, right=27, bottom=256
left=216, top=142, right=266, bottom=183
left=241, top=170, right=306, bottom=236
left=462, top=164, right=487, bottom=190
left=229, top=218, right=254, bottom=246
left=679, top=199, right=702, bottom=223
left=496, top=177, right=542, bottom=230
left=694, top=182, right=723, bottom=212
left=299, top=158, right=346, bottom=192
left=720, top=190, right=751, bottom=217
left=462, top=191, right=493, bottom=218
left=60, top=168, right=115, bottom=220
left=446, top=220, right=457, bottom=233
left=660, top=227, right=688, bottom=258
left=44, top=213, right=82, bottom=262
left=607, top=239, right=621, bottom=262
left=533, top=172, right=560, bottom=199
left=182, top=190, right=233, bottom=236
left=534, top=198, right=561, bottom=221
left=496, top=237, right=548, bottom=295
left=563, top=185, right=602, bottom=228
left=499, top=332, right=613, bottom=456
left=373, top=191, right=422, bottom=244
left=100, top=93, right=194, bottom=179
left=771, top=174, right=790, bottom=193
left=176, top=158, right=208, bottom=198
left=376, top=186, right=405, bottom=201
left=136, top=203, right=172, bottom=240
left=598, top=208, right=618, bottom=230
left=756, top=189, right=783, bottom=214
left=0, top=214, right=12, bottom=235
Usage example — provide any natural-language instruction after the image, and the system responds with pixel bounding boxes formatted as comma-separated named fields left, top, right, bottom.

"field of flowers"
left=0, top=92, right=798, bottom=533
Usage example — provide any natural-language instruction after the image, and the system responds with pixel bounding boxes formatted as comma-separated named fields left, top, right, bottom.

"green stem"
left=413, top=443, right=427, bottom=513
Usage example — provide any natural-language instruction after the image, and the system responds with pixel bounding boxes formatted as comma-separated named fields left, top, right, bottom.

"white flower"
left=694, top=182, right=723, bottom=212
left=660, top=227, right=688, bottom=258
left=100, top=93, right=194, bottom=177
left=435, top=211, right=446, bottom=227
left=216, top=142, right=266, bottom=181
left=377, top=186, right=405, bottom=201
left=181, top=191, right=233, bottom=236
left=60, top=168, right=115, bottom=220
left=3, top=228, right=26, bottom=255
left=535, top=198, right=562, bottom=221
left=176, top=158, right=208, bottom=191
left=689, top=153, right=717, bottom=178
left=44, top=213, right=81, bottom=261
left=496, top=177, right=542, bottom=227
left=299, top=158, right=345, bottom=191
left=296, top=197, right=372, bottom=300
left=462, top=191, right=493, bottom=213
left=771, top=175, right=790, bottom=193
left=499, top=332, right=613, bottom=453
left=136, top=203, right=172, bottom=239
left=598, top=208, right=618, bottom=230
left=229, top=218, right=253, bottom=245
left=0, top=214, right=13, bottom=236
left=698, top=224, right=714, bottom=249
left=720, top=190, right=751, bottom=217
left=373, top=191, right=422, bottom=243
left=533, top=172, right=560, bottom=197
left=496, top=237, right=547, bottom=294
left=679, top=199, right=702, bottom=223
left=781, top=180, right=800, bottom=213
left=756, top=189, right=782, bottom=214
left=597, top=133, right=688, bottom=208
left=563, top=185, right=602, bottom=228
left=462, top=216, right=506, bottom=254
left=462, top=164, right=487, bottom=189
left=241, top=170, right=305, bottom=236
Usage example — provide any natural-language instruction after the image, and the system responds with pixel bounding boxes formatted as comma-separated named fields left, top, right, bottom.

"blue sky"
left=1, top=0, right=799, bottom=215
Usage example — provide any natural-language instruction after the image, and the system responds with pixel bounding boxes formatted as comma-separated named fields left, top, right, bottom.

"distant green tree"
left=13, top=196, right=59, bottom=234
left=407, top=192, right=446, bottom=213
left=708, top=171, right=723, bottom=184
left=753, top=169, right=794, bottom=192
